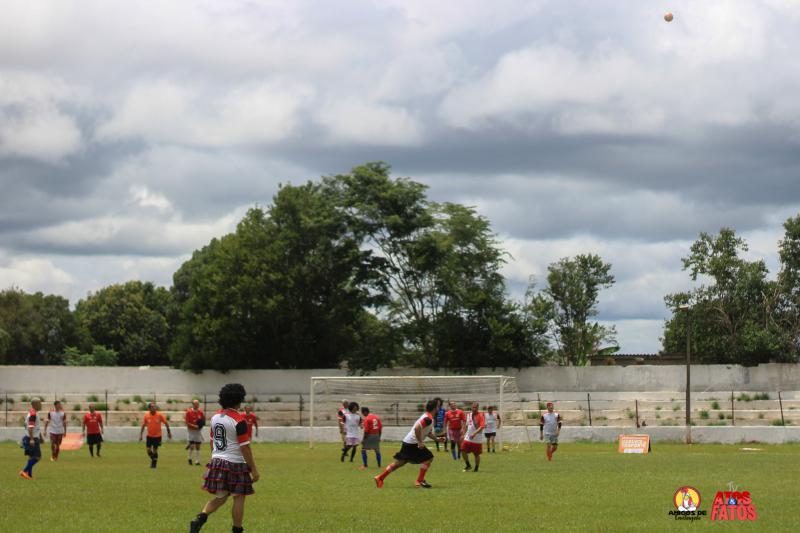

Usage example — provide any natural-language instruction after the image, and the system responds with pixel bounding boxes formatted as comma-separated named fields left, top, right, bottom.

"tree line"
left=2, top=163, right=799, bottom=370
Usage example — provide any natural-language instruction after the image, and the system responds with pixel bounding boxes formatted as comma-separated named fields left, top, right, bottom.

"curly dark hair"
left=218, top=383, right=247, bottom=409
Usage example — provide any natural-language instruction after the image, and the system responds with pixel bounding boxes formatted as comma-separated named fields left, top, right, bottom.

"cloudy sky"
left=2, top=0, right=800, bottom=353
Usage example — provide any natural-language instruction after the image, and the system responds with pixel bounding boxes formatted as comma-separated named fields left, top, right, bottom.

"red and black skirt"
left=201, top=457, right=255, bottom=496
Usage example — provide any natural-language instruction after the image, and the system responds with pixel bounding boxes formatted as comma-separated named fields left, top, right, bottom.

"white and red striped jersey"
left=402, top=412, right=434, bottom=445
left=209, top=409, right=250, bottom=463
left=26, top=409, right=42, bottom=438
left=541, top=411, right=561, bottom=435
left=463, top=411, right=486, bottom=443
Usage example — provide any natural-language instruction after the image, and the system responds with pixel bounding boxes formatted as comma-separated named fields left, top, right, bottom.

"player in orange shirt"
left=82, top=403, right=104, bottom=457
left=444, top=401, right=466, bottom=461
left=244, top=404, right=259, bottom=440
left=360, top=406, right=382, bottom=470
left=139, top=402, right=172, bottom=468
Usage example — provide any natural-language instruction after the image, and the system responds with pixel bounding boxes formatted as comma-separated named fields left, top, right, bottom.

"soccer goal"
left=309, top=375, right=531, bottom=448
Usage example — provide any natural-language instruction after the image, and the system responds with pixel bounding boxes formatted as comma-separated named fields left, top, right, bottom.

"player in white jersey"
left=44, top=400, right=67, bottom=461
left=340, top=402, right=363, bottom=463
left=539, top=402, right=562, bottom=461
left=374, top=399, right=445, bottom=489
left=461, top=402, right=486, bottom=472
left=484, top=405, right=501, bottom=453
left=20, top=397, right=43, bottom=480
left=189, top=384, right=260, bottom=533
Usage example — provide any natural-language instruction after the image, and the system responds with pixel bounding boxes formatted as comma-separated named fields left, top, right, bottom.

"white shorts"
left=345, top=437, right=361, bottom=446
left=187, top=429, right=204, bottom=443
left=544, top=433, right=558, bottom=444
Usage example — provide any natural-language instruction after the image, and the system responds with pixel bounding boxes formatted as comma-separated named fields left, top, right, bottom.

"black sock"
left=89, top=445, right=94, bottom=456
left=465, top=461, right=471, bottom=468
left=232, top=527, right=243, bottom=533
left=96, top=443, right=101, bottom=455
left=350, top=447, right=356, bottom=462
left=196, top=513, right=208, bottom=523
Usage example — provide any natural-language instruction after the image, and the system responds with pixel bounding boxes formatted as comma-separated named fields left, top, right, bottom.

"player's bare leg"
left=231, top=495, right=245, bottom=530
left=463, top=450, right=472, bottom=471
left=374, top=458, right=407, bottom=488
left=190, top=493, right=229, bottom=532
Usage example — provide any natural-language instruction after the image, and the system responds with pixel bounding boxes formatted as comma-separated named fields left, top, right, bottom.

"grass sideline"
left=2, top=441, right=799, bottom=532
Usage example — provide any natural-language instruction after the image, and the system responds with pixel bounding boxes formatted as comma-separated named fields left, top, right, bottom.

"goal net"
left=309, top=375, right=531, bottom=448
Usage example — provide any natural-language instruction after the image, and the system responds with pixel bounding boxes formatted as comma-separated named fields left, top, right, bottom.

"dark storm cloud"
left=3, top=0, right=800, bottom=352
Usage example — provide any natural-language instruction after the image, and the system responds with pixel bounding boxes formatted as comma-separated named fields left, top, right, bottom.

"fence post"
left=298, top=393, right=304, bottom=426
left=778, top=391, right=785, bottom=427
left=587, top=393, right=592, bottom=426
left=635, top=399, right=640, bottom=428
left=203, top=394, right=207, bottom=415
left=731, top=391, right=735, bottom=426
left=104, top=390, right=109, bottom=424
left=4, top=392, right=7, bottom=427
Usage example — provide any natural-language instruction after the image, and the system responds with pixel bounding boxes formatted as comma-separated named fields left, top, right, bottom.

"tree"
left=526, top=255, right=616, bottom=366
left=170, top=182, right=380, bottom=371
left=75, top=281, right=171, bottom=366
left=776, top=214, right=800, bottom=360
left=662, top=228, right=785, bottom=365
left=0, top=288, right=82, bottom=364
left=329, top=163, right=538, bottom=369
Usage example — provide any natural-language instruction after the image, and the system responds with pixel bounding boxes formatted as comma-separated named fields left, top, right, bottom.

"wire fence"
left=2, top=390, right=798, bottom=428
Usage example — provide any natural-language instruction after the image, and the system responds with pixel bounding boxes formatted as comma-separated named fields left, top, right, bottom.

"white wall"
left=1, top=363, right=799, bottom=394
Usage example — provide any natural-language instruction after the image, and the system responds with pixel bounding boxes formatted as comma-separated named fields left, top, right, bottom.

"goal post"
left=308, top=375, right=529, bottom=448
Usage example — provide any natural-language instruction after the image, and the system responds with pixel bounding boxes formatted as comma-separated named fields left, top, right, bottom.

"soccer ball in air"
left=664, top=13, right=674, bottom=22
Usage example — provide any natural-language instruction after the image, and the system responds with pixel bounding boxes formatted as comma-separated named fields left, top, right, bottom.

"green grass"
left=2, top=442, right=799, bottom=532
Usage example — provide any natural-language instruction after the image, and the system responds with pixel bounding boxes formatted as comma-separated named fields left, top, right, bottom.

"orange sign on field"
left=618, top=434, right=651, bottom=454
left=59, top=433, right=84, bottom=451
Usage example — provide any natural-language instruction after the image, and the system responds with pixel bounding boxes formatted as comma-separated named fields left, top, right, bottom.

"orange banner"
left=618, top=434, right=651, bottom=454
left=59, top=433, right=85, bottom=451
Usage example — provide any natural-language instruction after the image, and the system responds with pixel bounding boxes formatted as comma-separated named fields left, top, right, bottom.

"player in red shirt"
left=244, top=405, right=259, bottom=440
left=82, top=403, right=104, bottom=457
left=360, top=406, right=382, bottom=470
left=444, top=401, right=466, bottom=461
left=185, top=399, right=205, bottom=466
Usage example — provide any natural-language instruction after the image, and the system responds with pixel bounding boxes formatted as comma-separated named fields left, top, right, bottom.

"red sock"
left=377, top=464, right=395, bottom=481
left=416, top=463, right=430, bottom=483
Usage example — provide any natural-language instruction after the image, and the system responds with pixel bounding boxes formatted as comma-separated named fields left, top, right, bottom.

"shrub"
left=94, top=403, right=108, bottom=411
left=771, top=419, right=784, bottom=426
left=699, top=410, right=709, bottom=420
left=708, top=421, right=727, bottom=426
left=711, top=401, right=720, bottom=410
left=754, top=393, right=770, bottom=401
left=72, top=404, right=81, bottom=411
left=249, top=396, right=260, bottom=403
left=119, top=398, right=131, bottom=405
left=655, top=406, right=662, bottom=411
left=527, top=412, right=538, bottom=419
left=268, top=396, right=281, bottom=403
left=758, top=413, right=765, bottom=419
left=86, top=394, right=99, bottom=403
left=538, top=402, right=547, bottom=410
left=736, top=393, right=752, bottom=402
left=718, top=413, right=725, bottom=420
left=20, top=395, right=30, bottom=402
left=132, top=395, right=143, bottom=403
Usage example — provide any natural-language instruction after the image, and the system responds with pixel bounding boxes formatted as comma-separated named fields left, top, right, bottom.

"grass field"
left=2, top=440, right=799, bottom=532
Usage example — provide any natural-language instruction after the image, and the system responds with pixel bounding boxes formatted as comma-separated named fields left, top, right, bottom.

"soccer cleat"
left=358, top=465, right=367, bottom=470
left=374, top=476, right=383, bottom=488
left=151, top=459, right=157, bottom=468
left=19, top=471, right=32, bottom=480
left=463, top=465, right=472, bottom=472
left=188, top=459, right=193, bottom=466
left=188, top=518, right=204, bottom=533
left=415, top=480, right=432, bottom=488
left=195, top=462, right=201, bottom=466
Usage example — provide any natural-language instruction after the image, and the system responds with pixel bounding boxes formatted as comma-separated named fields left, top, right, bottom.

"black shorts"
left=485, top=432, right=497, bottom=438
left=393, top=442, right=434, bottom=464
left=23, top=437, right=42, bottom=458
left=87, top=433, right=103, bottom=445
left=146, top=436, right=162, bottom=448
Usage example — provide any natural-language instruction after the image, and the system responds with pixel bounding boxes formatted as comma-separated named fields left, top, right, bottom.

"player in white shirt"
left=20, top=397, right=43, bottom=480
left=461, top=402, right=486, bottom=472
left=340, top=402, right=363, bottom=463
left=44, top=400, right=67, bottom=461
left=484, top=405, right=501, bottom=453
left=189, top=384, right=260, bottom=533
left=539, top=402, right=562, bottom=461
left=374, top=398, right=444, bottom=489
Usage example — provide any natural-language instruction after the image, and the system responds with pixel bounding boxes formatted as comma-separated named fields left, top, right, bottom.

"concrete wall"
left=1, top=363, right=799, bottom=394
left=3, top=425, right=799, bottom=444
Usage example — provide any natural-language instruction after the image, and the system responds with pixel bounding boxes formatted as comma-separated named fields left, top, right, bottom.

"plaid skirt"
left=201, top=458, right=255, bottom=496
